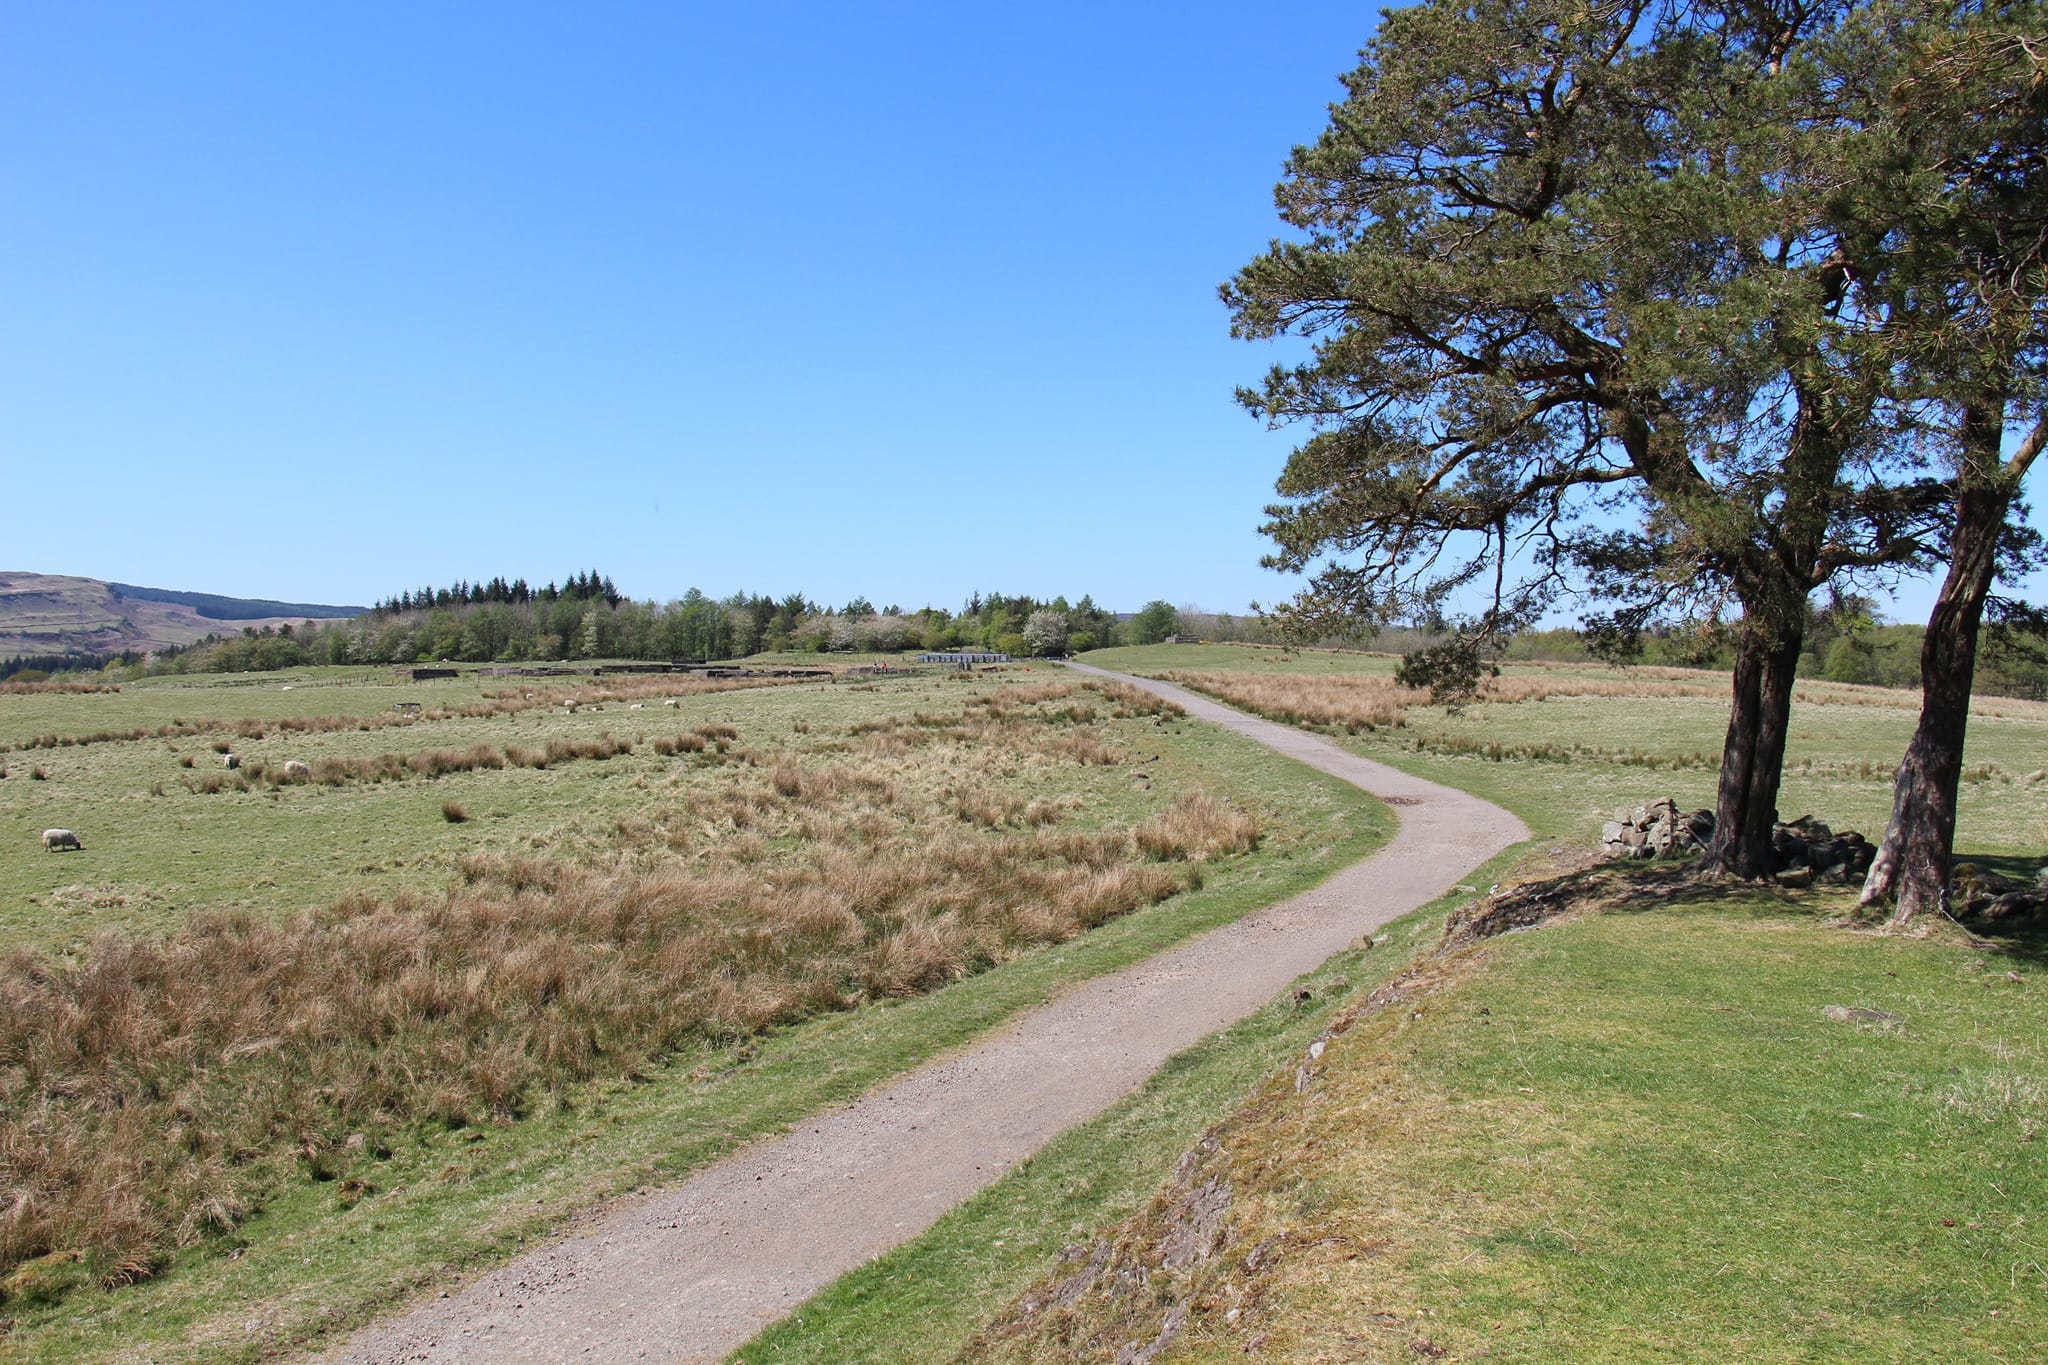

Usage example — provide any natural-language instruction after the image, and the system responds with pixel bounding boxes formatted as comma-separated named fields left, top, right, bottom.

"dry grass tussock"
left=0, top=679, right=119, bottom=695
left=481, top=675, right=810, bottom=710
left=1163, top=671, right=1428, bottom=733
left=178, top=736, right=636, bottom=792
left=0, top=685, right=1258, bottom=1294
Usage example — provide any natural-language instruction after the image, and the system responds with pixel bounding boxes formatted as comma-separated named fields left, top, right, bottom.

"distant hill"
left=0, top=572, right=365, bottom=660
left=106, top=582, right=365, bottom=622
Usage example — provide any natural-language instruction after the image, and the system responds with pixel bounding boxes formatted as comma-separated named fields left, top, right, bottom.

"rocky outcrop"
left=1599, top=801, right=1876, bottom=885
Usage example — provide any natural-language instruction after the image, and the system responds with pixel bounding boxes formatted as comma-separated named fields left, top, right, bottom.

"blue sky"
left=2, top=1, right=1376, bottom=614
left=2, top=3, right=2037, bottom=622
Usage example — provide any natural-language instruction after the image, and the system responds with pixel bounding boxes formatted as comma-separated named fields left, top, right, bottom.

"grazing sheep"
left=41, top=828, right=82, bottom=851
left=629, top=702, right=645, bottom=710
left=663, top=698, right=679, bottom=707
left=222, top=753, right=241, bottom=770
left=282, top=760, right=312, bottom=779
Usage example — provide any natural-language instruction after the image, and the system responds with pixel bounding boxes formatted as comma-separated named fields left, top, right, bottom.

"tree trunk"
left=1861, top=409, right=2042, bottom=923
left=1702, top=622, right=1804, bottom=878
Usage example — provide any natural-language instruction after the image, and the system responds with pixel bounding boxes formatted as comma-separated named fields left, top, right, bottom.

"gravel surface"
left=325, top=664, right=1526, bottom=1363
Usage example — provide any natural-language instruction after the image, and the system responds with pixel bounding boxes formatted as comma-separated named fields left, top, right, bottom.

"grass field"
left=725, top=647, right=2048, bottom=1363
left=0, top=662, right=1392, bottom=1361
left=1087, top=642, right=2048, bottom=854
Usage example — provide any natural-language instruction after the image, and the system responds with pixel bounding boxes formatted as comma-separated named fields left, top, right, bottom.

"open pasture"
left=0, top=662, right=1391, bottom=1359
left=0, top=668, right=819, bottom=946
left=1087, top=645, right=2048, bottom=855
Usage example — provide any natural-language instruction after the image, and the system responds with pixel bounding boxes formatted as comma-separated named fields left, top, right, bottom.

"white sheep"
left=41, top=828, right=82, bottom=852
left=223, top=753, right=241, bottom=770
left=282, top=760, right=312, bottom=779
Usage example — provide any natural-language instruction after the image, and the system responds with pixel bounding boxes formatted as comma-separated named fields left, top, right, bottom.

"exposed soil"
left=323, top=664, right=1526, bottom=1363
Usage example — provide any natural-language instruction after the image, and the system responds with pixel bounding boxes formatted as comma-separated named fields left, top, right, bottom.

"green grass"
left=0, top=666, right=1392, bottom=1362
left=729, top=849, right=1528, bottom=1365
left=1394, top=897, right=2048, bottom=1360
left=1062, top=887, right=2048, bottom=1362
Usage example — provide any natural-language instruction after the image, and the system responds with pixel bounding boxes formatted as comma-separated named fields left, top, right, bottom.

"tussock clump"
left=955, top=791, right=1067, bottom=829
left=545, top=734, right=632, bottom=764
left=1042, top=732, right=1124, bottom=766
left=1136, top=792, right=1261, bottom=861
left=442, top=801, right=469, bottom=823
left=1163, top=671, right=1424, bottom=732
left=1085, top=679, right=1186, bottom=719
left=0, top=679, right=119, bottom=694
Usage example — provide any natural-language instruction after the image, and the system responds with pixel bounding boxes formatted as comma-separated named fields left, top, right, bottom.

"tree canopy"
left=1227, top=0, right=2037, bottom=876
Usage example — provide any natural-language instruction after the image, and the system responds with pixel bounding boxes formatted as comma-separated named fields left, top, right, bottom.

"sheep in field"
left=42, top=828, right=82, bottom=852
left=282, top=760, right=312, bottom=779
left=222, top=753, right=241, bottom=770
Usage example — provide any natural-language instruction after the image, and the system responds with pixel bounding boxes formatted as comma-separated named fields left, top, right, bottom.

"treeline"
left=0, top=650, right=150, bottom=684
left=1500, top=595, right=2048, bottom=700
left=367, top=570, right=621, bottom=614
left=93, top=577, right=1221, bottom=675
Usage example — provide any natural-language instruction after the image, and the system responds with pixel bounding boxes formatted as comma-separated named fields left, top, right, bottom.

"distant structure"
left=919, top=651, right=1010, bottom=667
left=1163, top=634, right=1204, bottom=645
left=411, top=667, right=459, bottom=681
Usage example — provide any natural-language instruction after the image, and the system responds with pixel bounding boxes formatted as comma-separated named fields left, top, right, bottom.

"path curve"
left=328, top=665, right=1525, bottom=1364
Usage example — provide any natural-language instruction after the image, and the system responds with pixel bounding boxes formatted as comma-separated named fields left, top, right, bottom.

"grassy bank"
left=970, top=880, right=2048, bottom=1361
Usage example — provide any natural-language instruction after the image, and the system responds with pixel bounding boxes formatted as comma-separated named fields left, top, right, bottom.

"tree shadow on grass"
left=1445, top=855, right=2048, bottom=970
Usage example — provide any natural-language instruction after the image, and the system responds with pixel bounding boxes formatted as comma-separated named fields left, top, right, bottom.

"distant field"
left=1082, top=643, right=2048, bottom=856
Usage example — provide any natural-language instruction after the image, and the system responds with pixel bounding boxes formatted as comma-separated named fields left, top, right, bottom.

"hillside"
left=0, top=571, right=363, bottom=660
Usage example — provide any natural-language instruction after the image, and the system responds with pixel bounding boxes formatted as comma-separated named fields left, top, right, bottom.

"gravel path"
left=326, top=665, right=1525, bottom=1364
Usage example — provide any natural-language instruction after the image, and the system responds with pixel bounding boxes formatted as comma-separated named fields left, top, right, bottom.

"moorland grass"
left=2, top=681, right=1215, bottom=1288
left=0, top=668, right=1393, bottom=1362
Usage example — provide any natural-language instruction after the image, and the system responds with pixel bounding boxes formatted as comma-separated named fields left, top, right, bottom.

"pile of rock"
left=1766, top=815, right=1876, bottom=886
left=1601, top=799, right=1714, bottom=860
left=1950, top=864, right=2048, bottom=922
left=1599, top=800, right=1877, bottom=886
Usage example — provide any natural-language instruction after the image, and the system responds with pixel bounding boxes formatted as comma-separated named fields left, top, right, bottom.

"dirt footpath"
left=326, top=665, right=1526, bottom=1364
